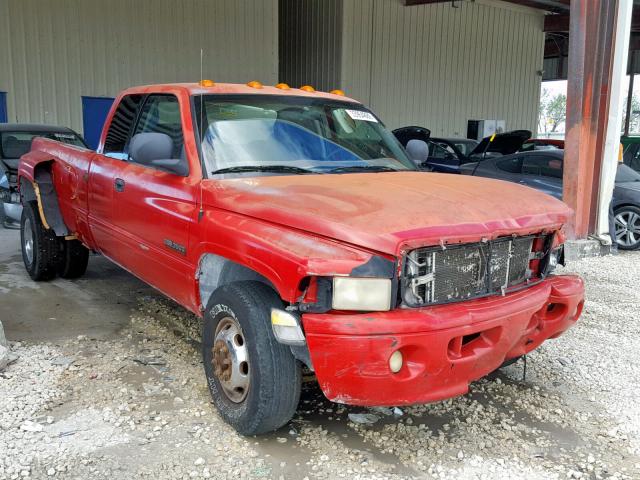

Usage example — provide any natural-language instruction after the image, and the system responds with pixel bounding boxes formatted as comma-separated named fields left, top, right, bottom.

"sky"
left=539, top=76, right=640, bottom=138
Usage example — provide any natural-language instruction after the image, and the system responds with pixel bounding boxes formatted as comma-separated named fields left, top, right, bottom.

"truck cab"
left=18, top=82, right=584, bottom=435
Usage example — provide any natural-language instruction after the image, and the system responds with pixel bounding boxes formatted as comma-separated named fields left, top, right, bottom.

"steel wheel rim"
left=615, top=210, right=640, bottom=247
left=23, top=219, right=34, bottom=265
left=212, top=316, right=250, bottom=403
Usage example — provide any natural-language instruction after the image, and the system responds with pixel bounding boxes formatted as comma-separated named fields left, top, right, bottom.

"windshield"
left=451, top=140, right=478, bottom=156
left=193, top=95, right=415, bottom=175
left=0, top=131, right=86, bottom=159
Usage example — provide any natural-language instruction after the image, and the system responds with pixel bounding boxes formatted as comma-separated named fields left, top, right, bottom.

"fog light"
left=389, top=350, right=403, bottom=373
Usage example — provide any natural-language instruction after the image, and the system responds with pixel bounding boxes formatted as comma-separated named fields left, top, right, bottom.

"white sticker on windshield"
left=345, top=109, right=378, bottom=123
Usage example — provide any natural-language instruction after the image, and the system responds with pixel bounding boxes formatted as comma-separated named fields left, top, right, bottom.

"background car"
left=522, top=138, right=565, bottom=150
left=622, top=135, right=640, bottom=173
left=0, top=124, right=88, bottom=228
left=394, top=126, right=530, bottom=173
left=460, top=149, right=640, bottom=250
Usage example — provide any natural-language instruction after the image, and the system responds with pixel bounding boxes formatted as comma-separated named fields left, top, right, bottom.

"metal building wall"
left=341, top=0, right=545, bottom=136
left=278, top=0, right=342, bottom=92
left=0, top=0, right=278, bottom=133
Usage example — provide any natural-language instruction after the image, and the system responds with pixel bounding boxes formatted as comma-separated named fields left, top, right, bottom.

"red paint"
left=304, top=275, right=584, bottom=406
left=19, top=83, right=584, bottom=407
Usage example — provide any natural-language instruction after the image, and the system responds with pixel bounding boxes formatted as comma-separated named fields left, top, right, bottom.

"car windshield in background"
left=193, top=95, right=415, bottom=176
left=0, top=131, right=86, bottom=159
left=452, top=140, right=478, bottom=156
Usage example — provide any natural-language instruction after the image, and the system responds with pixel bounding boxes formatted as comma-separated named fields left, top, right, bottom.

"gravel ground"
left=1, top=249, right=640, bottom=480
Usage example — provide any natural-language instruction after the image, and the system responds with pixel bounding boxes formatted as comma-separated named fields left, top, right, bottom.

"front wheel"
left=614, top=206, right=640, bottom=250
left=202, top=281, right=301, bottom=435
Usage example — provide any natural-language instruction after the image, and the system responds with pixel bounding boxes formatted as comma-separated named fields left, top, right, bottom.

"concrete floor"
left=2, top=226, right=640, bottom=479
left=0, top=228, right=158, bottom=342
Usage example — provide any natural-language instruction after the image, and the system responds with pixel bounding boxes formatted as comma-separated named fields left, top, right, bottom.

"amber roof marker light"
left=330, top=89, right=345, bottom=96
left=247, top=80, right=263, bottom=89
left=300, top=85, right=315, bottom=92
left=199, top=79, right=215, bottom=87
left=275, top=83, right=290, bottom=90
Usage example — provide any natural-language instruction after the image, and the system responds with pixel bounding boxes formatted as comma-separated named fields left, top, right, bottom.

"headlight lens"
left=332, top=277, right=392, bottom=311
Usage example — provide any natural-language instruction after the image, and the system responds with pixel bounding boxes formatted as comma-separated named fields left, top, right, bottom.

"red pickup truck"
left=18, top=82, right=584, bottom=435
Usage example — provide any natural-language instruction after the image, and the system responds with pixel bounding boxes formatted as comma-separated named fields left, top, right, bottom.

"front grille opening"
left=462, top=332, right=481, bottom=345
left=403, top=234, right=552, bottom=307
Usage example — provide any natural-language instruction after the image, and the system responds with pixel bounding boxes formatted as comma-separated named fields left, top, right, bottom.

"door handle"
left=114, top=178, right=125, bottom=192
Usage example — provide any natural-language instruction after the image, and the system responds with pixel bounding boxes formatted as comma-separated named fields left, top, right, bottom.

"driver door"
left=114, top=94, right=199, bottom=306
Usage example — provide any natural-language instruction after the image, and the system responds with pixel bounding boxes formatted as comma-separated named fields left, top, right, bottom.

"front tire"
left=614, top=205, right=640, bottom=250
left=202, top=281, right=302, bottom=435
left=20, top=201, right=59, bottom=281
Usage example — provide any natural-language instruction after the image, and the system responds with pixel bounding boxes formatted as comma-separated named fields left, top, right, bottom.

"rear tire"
left=20, top=201, right=59, bottom=281
left=58, top=239, right=89, bottom=278
left=202, top=281, right=302, bottom=435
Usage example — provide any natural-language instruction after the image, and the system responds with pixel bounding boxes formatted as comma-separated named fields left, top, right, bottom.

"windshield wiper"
left=210, top=165, right=317, bottom=175
left=328, top=165, right=401, bottom=174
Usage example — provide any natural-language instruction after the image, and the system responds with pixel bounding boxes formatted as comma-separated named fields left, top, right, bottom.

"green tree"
left=538, top=89, right=566, bottom=135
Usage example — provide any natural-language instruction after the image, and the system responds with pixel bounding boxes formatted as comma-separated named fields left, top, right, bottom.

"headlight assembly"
left=332, top=277, right=392, bottom=311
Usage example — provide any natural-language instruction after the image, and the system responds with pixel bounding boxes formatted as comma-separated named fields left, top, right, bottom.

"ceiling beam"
left=546, top=9, right=640, bottom=33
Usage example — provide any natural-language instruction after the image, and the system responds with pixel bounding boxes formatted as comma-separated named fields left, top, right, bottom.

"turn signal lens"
left=271, top=309, right=306, bottom=346
left=275, top=83, right=290, bottom=90
left=300, top=85, right=315, bottom=92
left=330, top=89, right=345, bottom=96
left=389, top=350, right=403, bottom=373
left=199, top=79, right=215, bottom=87
left=247, top=80, right=263, bottom=89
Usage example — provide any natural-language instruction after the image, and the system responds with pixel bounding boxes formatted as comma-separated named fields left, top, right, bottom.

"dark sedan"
left=460, top=149, right=640, bottom=250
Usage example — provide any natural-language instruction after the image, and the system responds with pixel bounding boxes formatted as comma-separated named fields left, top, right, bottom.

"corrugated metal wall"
left=278, top=0, right=342, bottom=91
left=340, top=0, right=545, bottom=136
left=0, top=0, right=278, bottom=133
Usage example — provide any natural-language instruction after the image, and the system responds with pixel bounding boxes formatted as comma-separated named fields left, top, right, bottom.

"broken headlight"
left=545, top=245, right=565, bottom=274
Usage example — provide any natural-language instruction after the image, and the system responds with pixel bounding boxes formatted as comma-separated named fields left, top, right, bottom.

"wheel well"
left=19, top=161, right=68, bottom=236
left=613, top=203, right=640, bottom=214
left=198, top=254, right=279, bottom=310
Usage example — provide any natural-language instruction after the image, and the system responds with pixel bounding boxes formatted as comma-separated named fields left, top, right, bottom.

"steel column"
left=563, top=0, right=631, bottom=240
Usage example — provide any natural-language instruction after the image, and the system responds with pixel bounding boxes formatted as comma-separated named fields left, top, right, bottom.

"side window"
left=496, top=157, right=523, bottom=174
left=522, top=156, right=563, bottom=178
left=103, top=95, right=144, bottom=158
left=133, top=95, right=185, bottom=160
left=429, top=142, right=454, bottom=159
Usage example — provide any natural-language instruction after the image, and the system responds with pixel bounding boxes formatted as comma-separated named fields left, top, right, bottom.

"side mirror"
left=128, top=133, right=188, bottom=176
left=405, top=139, right=429, bottom=167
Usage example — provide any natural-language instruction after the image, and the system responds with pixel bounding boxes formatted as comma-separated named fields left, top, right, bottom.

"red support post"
left=563, top=1, right=618, bottom=239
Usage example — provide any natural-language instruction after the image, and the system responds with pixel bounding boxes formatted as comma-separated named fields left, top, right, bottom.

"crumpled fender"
left=193, top=208, right=393, bottom=303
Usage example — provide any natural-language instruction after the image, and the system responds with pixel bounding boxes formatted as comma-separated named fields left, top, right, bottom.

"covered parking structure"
left=0, top=0, right=634, bottom=246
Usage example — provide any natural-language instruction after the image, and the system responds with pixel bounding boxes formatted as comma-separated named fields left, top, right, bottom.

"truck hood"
left=203, top=172, right=571, bottom=255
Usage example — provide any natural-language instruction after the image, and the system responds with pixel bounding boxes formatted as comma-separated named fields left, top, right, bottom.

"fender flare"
left=19, top=161, right=69, bottom=236
left=197, top=253, right=278, bottom=311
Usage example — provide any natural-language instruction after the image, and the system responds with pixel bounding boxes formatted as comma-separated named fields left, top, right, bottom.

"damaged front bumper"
left=302, top=274, right=584, bottom=406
